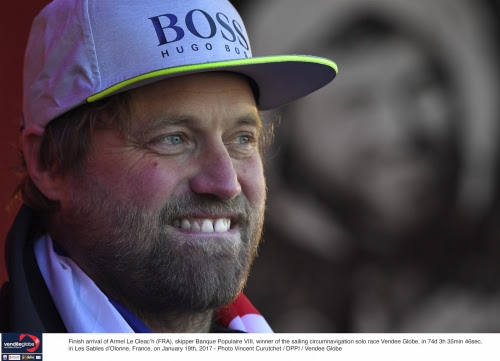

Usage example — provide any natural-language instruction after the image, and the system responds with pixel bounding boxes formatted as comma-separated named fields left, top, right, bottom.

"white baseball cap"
left=22, top=0, right=337, bottom=134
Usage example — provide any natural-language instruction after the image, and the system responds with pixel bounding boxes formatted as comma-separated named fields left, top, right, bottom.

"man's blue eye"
left=237, top=135, right=253, bottom=145
left=165, top=135, right=183, bottom=145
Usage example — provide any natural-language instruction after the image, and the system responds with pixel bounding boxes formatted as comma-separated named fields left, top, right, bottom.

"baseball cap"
left=22, top=0, right=338, bottom=134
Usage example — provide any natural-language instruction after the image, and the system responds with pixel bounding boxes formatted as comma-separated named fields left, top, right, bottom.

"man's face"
left=56, top=73, right=266, bottom=313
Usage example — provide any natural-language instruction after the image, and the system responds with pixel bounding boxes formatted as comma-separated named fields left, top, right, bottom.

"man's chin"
left=91, top=243, right=253, bottom=315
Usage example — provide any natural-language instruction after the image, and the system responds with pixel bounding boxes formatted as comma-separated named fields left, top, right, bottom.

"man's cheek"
left=111, top=163, right=182, bottom=206
left=238, top=158, right=266, bottom=208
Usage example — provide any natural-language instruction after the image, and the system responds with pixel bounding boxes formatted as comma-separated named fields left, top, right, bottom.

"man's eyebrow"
left=131, top=112, right=262, bottom=140
left=145, top=114, right=191, bottom=130
left=236, top=112, right=263, bottom=132
left=132, top=114, right=192, bottom=139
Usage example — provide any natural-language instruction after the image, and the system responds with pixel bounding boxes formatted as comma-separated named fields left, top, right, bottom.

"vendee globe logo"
left=18, top=335, right=40, bottom=353
left=1, top=334, right=42, bottom=355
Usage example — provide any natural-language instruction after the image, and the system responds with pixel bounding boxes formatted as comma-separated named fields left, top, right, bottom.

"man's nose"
left=189, top=143, right=242, bottom=200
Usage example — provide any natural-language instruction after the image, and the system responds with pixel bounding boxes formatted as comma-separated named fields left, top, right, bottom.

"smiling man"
left=0, top=0, right=336, bottom=333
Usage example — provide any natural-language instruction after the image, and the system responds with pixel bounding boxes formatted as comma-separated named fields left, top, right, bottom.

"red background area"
left=0, top=1, right=50, bottom=284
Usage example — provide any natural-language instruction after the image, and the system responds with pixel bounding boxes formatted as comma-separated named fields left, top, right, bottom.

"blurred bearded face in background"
left=289, top=25, right=458, bottom=249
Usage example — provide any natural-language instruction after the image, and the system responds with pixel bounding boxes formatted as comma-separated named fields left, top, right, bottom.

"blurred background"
left=0, top=1, right=52, bottom=283
left=2, top=0, right=500, bottom=332
left=239, top=0, right=500, bottom=332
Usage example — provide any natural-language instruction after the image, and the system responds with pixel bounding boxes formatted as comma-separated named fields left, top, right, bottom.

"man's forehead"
left=124, top=73, right=261, bottom=131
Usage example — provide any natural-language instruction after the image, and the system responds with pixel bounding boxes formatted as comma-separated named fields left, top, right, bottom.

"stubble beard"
left=60, top=177, right=265, bottom=317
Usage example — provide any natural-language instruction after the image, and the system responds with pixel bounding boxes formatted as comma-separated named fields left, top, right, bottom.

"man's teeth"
left=172, top=218, right=231, bottom=233
left=201, top=219, right=214, bottom=232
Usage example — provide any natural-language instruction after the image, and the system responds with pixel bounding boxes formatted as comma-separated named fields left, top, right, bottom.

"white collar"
left=34, top=234, right=133, bottom=333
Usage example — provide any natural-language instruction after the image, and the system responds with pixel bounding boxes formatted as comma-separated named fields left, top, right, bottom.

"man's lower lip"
left=169, top=226, right=239, bottom=237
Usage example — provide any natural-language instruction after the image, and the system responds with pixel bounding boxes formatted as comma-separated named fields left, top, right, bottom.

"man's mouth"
left=172, top=218, right=232, bottom=233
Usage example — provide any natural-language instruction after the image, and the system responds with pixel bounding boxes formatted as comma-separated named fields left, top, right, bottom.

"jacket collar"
left=4, top=205, right=66, bottom=332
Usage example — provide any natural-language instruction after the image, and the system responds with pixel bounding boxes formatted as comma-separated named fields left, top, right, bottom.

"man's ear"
left=22, top=128, right=66, bottom=202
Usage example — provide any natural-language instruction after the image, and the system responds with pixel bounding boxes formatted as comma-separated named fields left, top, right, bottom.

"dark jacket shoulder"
left=1, top=205, right=66, bottom=332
